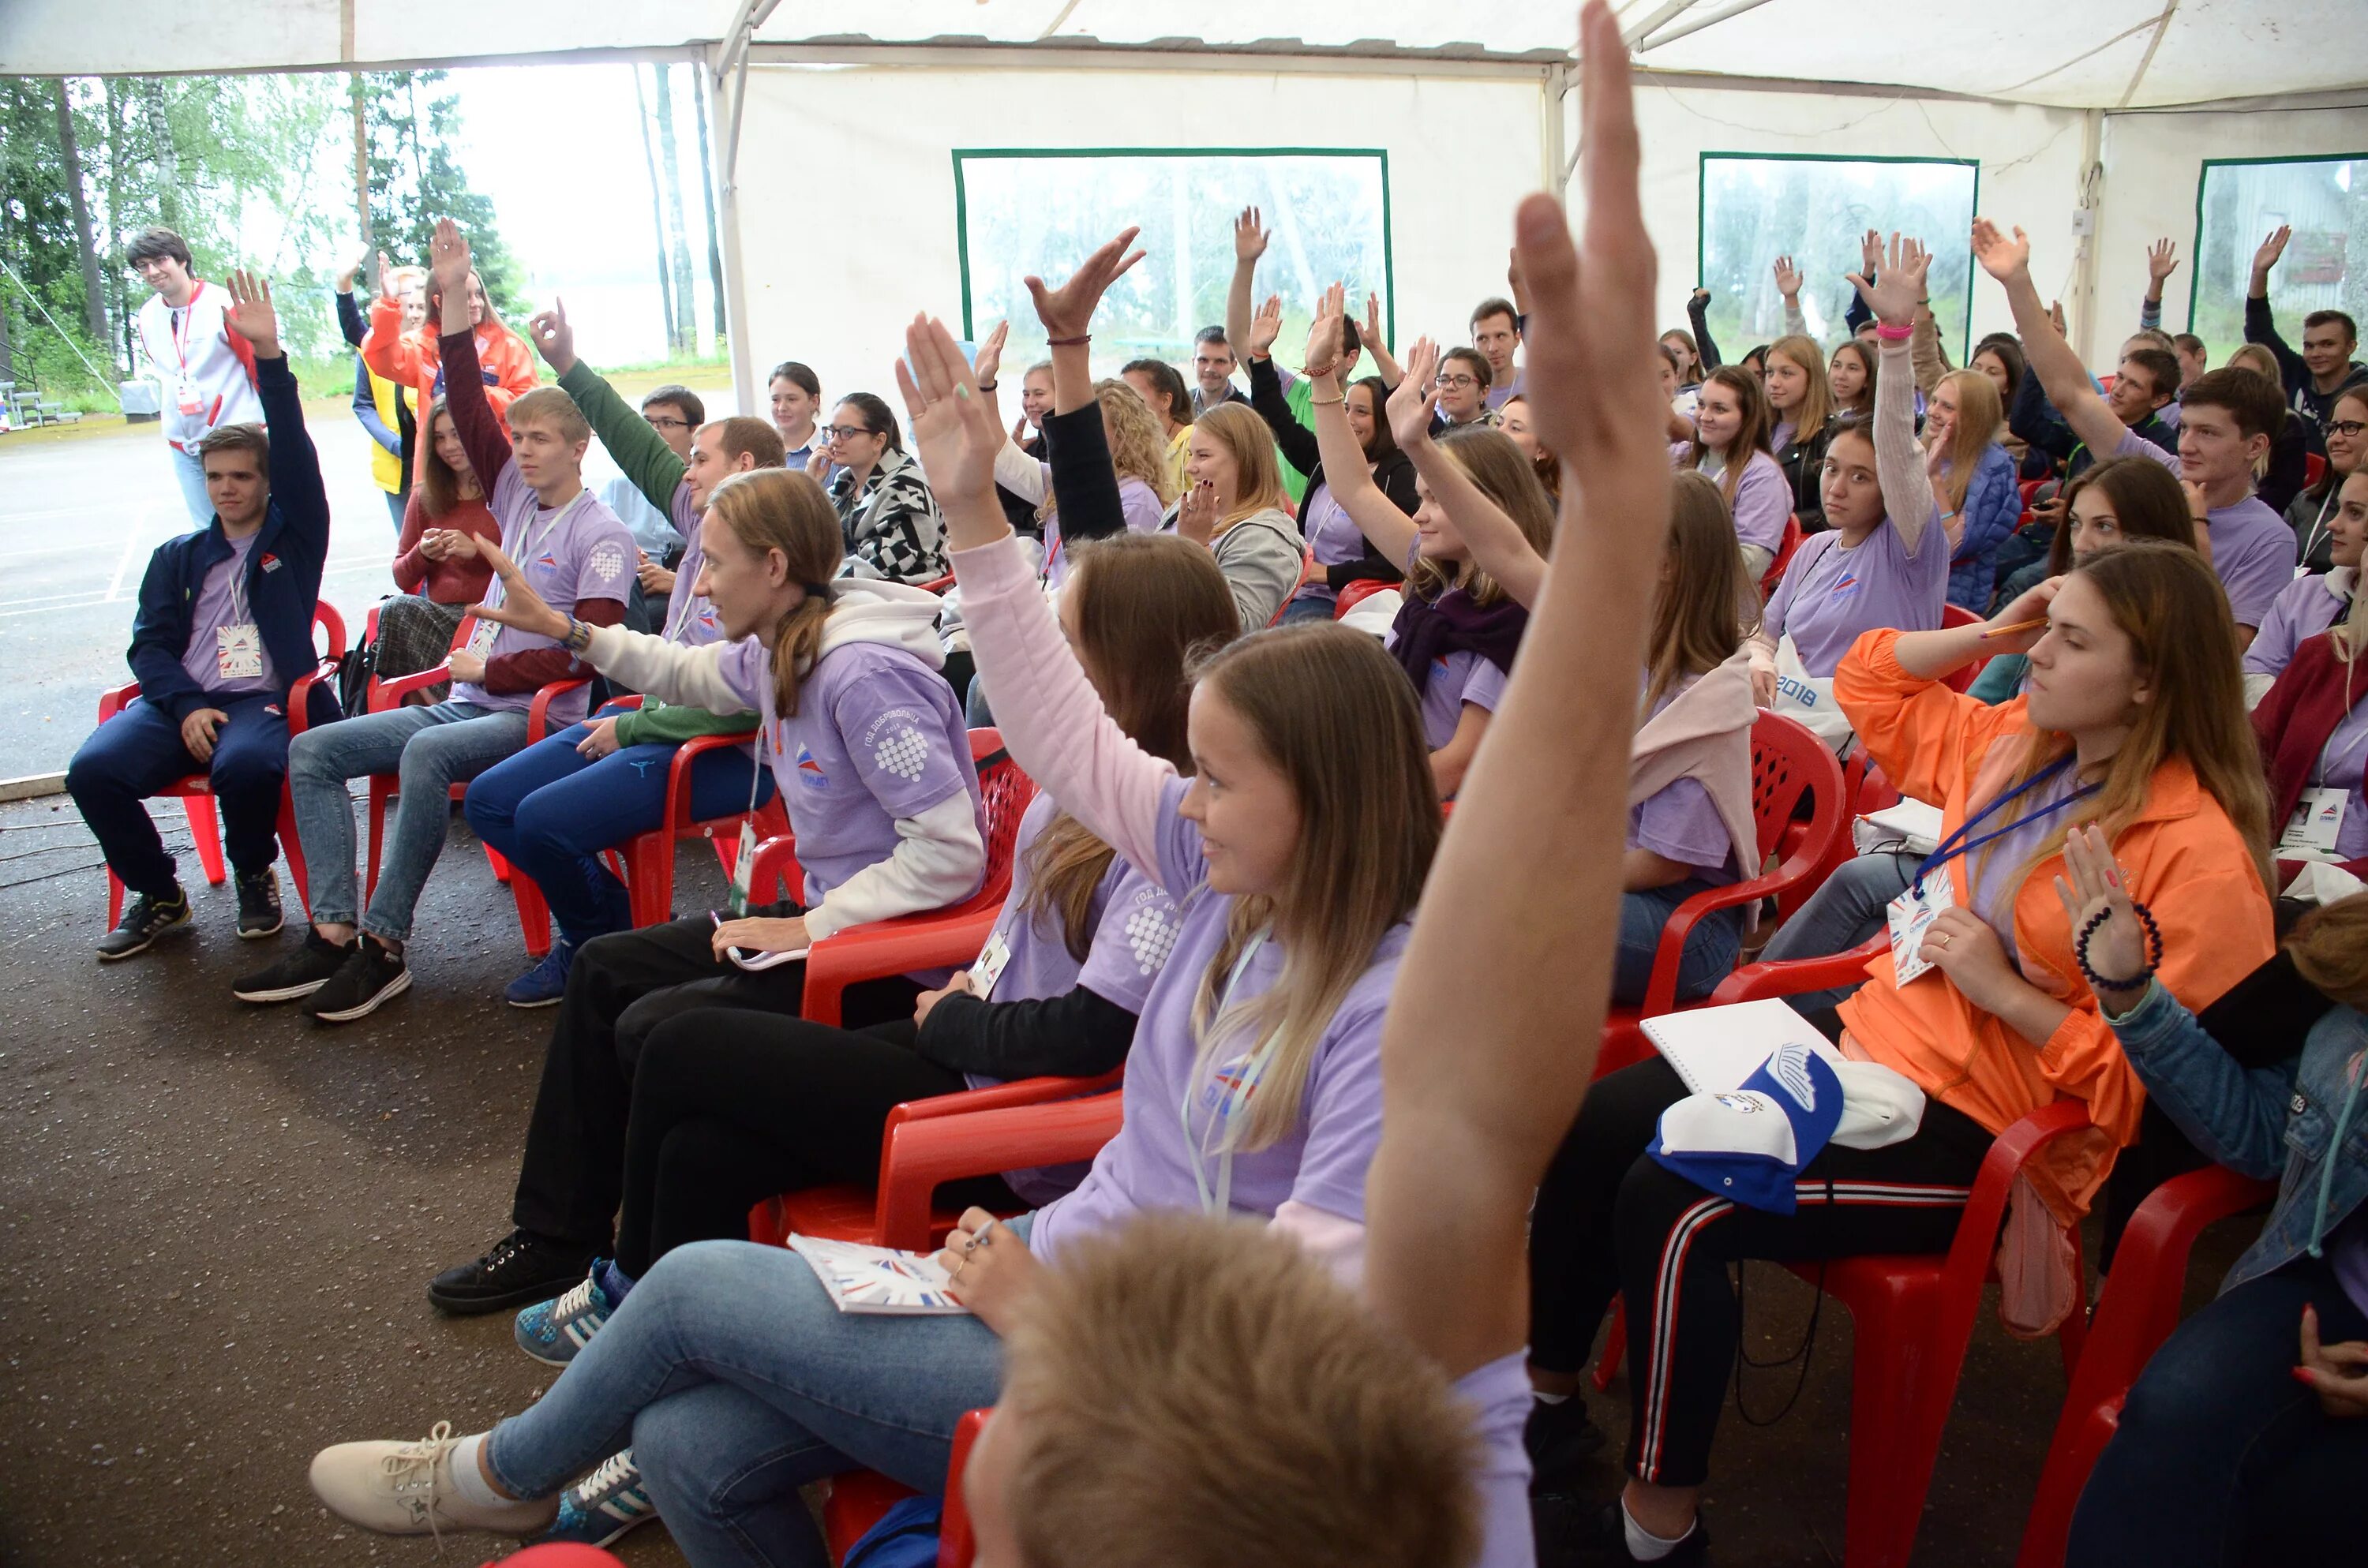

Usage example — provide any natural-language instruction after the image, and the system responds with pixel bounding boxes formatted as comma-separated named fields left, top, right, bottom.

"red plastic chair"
left=2305, top=451, right=2329, bottom=493
left=2018, top=478, right=2045, bottom=508
left=96, top=601, right=347, bottom=927
left=916, top=572, right=957, bottom=594
left=1938, top=603, right=1989, bottom=694
left=480, top=1548, right=624, bottom=1568
left=1592, top=711, right=1848, bottom=1079
left=1761, top=512, right=1803, bottom=600
left=2014, top=1162, right=2274, bottom=1568
left=1332, top=578, right=1395, bottom=619
left=814, top=1407, right=990, bottom=1567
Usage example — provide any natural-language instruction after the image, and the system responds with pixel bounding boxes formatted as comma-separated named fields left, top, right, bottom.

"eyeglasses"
left=643, top=414, right=691, bottom=432
left=1433, top=373, right=1478, bottom=391
left=819, top=424, right=875, bottom=442
left=2332, top=421, right=2367, bottom=440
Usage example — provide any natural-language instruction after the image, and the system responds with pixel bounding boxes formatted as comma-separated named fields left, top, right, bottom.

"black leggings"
left=1528, top=1056, right=1993, bottom=1489
left=613, top=1009, right=1021, bottom=1278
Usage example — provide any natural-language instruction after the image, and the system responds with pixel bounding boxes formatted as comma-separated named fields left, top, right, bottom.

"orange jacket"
left=1832, top=629, right=2272, bottom=1219
left=362, top=294, right=538, bottom=429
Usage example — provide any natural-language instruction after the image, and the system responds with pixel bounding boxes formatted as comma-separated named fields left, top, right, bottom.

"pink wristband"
left=1875, top=324, right=1913, bottom=342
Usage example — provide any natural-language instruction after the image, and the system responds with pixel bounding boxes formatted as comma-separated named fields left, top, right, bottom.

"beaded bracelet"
left=2074, top=898, right=2163, bottom=994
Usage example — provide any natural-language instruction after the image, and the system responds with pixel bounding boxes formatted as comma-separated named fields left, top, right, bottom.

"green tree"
left=355, top=69, right=526, bottom=320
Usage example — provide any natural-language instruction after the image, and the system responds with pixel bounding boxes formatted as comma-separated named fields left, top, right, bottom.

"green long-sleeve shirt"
left=556, top=361, right=757, bottom=749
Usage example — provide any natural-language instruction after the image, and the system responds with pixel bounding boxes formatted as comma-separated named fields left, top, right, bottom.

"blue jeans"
left=484, top=1237, right=1007, bottom=1568
left=1758, top=851, right=1918, bottom=1012
left=2067, top=1256, right=2366, bottom=1566
left=1613, top=879, right=1745, bottom=1006
left=1279, top=593, right=1336, bottom=623
left=67, top=693, right=290, bottom=896
left=288, top=700, right=530, bottom=944
left=465, top=712, right=774, bottom=946
left=167, top=443, right=214, bottom=528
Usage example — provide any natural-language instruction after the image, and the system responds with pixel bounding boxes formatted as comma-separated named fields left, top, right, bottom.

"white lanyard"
left=224, top=538, right=252, bottom=627
left=1179, top=928, right=1281, bottom=1217
left=2302, top=490, right=2338, bottom=568
left=662, top=539, right=706, bottom=642
left=489, top=489, right=590, bottom=612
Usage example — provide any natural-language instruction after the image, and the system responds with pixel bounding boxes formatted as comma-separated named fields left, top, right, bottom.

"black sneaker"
left=1526, top=1394, right=1609, bottom=1495
left=96, top=889, right=189, bottom=961
left=428, top=1229, right=603, bottom=1315
left=308, top=939, right=411, bottom=1024
left=233, top=927, right=355, bottom=1003
left=234, top=866, right=283, bottom=938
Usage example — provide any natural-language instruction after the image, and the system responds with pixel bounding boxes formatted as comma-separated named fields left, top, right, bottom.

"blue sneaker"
left=514, top=1263, right=616, bottom=1367
left=541, top=1448, right=657, bottom=1548
left=504, top=939, right=577, bottom=1009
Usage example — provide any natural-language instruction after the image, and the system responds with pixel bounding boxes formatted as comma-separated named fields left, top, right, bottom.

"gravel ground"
left=0, top=790, right=2260, bottom=1566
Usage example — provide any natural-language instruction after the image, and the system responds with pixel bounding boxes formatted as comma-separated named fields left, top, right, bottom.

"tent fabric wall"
left=725, top=61, right=1549, bottom=410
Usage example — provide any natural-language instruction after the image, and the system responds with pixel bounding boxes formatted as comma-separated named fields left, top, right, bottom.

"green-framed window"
left=2189, top=154, right=2368, bottom=371
left=1695, top=152, right=1980, bottom=365
left=952, top=148, right=1392, bottom=373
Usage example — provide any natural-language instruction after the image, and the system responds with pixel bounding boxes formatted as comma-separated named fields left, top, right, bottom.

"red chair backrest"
left=1938, top=602, right=1988, bottom=693
left=1747, top=710, right=1836, bottom=863
left=1760, top=512, right=1803, bottom=601
left=1334, top=578, right=1392, bottom=619
left=968, top=728, right=1038, bottom=901
left=2306, top=451, right=2329, bottom=492
left=2018, top=477, right=2044, bottom=507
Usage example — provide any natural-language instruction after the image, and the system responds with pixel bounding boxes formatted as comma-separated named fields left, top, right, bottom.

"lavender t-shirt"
left=1459, top=1349, right=1542, bottom=1568
left=710, top=635, right=983, bottom=905
left=1942, top=763, right=2089, bottom=962
left=1699, top=447, right=1791, bottom=554
left=451, top=484, right=637, bottom=725
left=2310, top=698, right=2368, bottom=860
left=1045, top=475, right=1163, bottom=587
left=2113, top=430, right=2291, bottom=630
left=1414, top=649, right=1506, bottom=751
left=179, top=532, right=279, bottom=696
left=1766, top=518, right=1950, bottom=676
left=1629, top=678, right=1742, bottom=882
left=657, top=484, right=733, bottom=649
left=2243, top=570, right=2351, bottom=681
left=1027, top=775, right=1406, bottom=1266
left=1288, top=481, right=1366, bottom=609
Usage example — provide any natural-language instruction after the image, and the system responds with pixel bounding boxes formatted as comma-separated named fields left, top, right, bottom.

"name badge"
left=464, top=616, right=500, bottom=661
left=969, top=928, right=1014, bottom=1001
left=1887, top=869, right=1955, bottom=986
left=174, top=376, right=201, bottom=417
left=215, top=623, right=264, bottom=680
left=728, top=822, right=758, bottom=918
left=2280, top=787, right=2349, bottom=858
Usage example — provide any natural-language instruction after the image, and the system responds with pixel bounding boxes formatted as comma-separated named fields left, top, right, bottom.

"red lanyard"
left=169, top=282, right=206, bottom=373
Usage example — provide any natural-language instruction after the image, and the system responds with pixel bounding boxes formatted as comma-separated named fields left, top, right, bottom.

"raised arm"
left=1306, top=312, right=1420, bottom=569
left=358, top=250, right=426, bottom=388
left=1849, top=234, right=1939, bottom=554
left=428, top=220, right=514, bottom=500
left=1225, top=207, right=1267, bottom=380
left=2244, top=225, right=2307, bottom=391
left=2141, top=238, right=2178, bottom=334
left=1246, top=354, right=1321, bottom=473
left=530, top=298, right=688, bottom=518
left=1686, top=287, right=1722, bottom=372
left=334, top=255, right=369, bottom=350
left=1364, top=0, right=1670, bottom=1375
left=1975, top=219, right=2137, bottom=466
left=222, top=271, right=329, bottom=556
left=1383, top=341, right=1547, bottom=608
left=1361, top=291, right=1405, bottom=391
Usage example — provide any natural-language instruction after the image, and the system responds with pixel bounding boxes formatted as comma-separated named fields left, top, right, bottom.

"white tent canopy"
left=9, top=1, right=2364, bottom=414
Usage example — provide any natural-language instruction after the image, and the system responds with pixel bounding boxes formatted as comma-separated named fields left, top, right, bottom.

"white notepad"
left=1640, top=998, right=1847, bottom=1096
left=788, top=1234, right=973, bottom=1315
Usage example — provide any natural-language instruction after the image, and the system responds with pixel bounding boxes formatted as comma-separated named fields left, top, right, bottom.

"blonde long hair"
left=1187, top=625, right=1439, bottom=1152
left=1975, top=541, right=2272, bottom=904
left=1074, top=379, right=1175, bottom=510
left=1192, top=402, right=1293, bottom=530
left=1933, top=369, right=2004, bottom=518
left=1767, top=335, right=1834, bottom=443
left=703, top=468, right=845, bottom=719
left=1644, top=472, right=1755, bottom=714
left=1407, top=426, right=1558, bottom=609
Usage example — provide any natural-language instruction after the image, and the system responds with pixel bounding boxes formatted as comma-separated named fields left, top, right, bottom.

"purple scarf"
left=1389, top=585, right=1530, bottom=697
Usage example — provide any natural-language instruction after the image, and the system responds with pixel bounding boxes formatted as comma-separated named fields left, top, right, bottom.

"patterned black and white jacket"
left=830, top=447, right=948, bottom=584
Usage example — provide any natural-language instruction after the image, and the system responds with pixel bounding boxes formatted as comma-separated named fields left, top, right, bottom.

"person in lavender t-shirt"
left=240, top=221, right=637, bottom=1027
left=1976, top=219, right=2292, bottom=644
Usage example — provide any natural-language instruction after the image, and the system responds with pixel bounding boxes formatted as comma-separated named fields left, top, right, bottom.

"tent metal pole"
left=2072, top=107, right=2104, bottom=370
left=1636, top=0, right=1782, bottom=53
left=1621, top=2, right=1704, bottom=50
left=704, top=49, right=758, bottom=420
left=1545, top=63, right=1571, bottom=195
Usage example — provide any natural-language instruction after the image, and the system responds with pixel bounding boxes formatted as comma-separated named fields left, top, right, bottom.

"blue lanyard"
left=1913, top=754, right=2098, bottom=894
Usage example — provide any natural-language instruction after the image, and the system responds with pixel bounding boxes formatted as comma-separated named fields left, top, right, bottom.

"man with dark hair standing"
left=1189, top=325, right=1246, bottom=417
left=69, top=271, right=335, bottom=960
left=1471, top=295, right=1525, bottom=410
left=129, top=227, right=265, bottom=527
left=2248, top=224, right=2368, bottom=456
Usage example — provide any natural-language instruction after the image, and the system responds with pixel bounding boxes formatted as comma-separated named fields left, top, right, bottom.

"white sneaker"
left=308, top=1420, right=556, bottom=1538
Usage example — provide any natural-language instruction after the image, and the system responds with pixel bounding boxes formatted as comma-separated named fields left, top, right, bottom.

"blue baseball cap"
left=1648, top=1043, right=1845, bottom=1214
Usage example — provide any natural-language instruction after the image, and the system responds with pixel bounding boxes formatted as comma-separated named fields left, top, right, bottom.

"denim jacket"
left=2107, top=981, right=2368, bottom=1294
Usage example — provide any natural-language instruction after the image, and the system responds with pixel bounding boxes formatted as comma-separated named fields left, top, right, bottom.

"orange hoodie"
left=1832, top=628, right=2272, bottom=1220
left=363, top=294, right=539, bottom=429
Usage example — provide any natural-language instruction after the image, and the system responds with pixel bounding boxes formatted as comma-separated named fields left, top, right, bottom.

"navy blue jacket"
left=127, top=354, right=337, bottom=724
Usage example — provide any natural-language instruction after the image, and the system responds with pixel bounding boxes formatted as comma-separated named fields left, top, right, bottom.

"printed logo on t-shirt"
left=590, top=542, right=627, bottom=584
left=532, top=550, right=561, bottom=571
left=1201, top=1051, right=1263, bottom=1118
left=1830, top=572, right=1861, bottom=600
left=793, top=743, right=829, bottom=788
left=871, top=723, right=930, bottom=782
left=1123, top=900, right=1180, bottom=976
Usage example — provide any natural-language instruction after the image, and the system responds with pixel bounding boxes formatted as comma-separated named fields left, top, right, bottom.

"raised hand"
left=1772, top=254, right=1802, bottom=299
left=1248, top=293, right=1283, bottom=359
left=1689, top=286, right=1710, bottom=311
left=2049, top=298, right=2069, bottom=339
left=1387, top=336, right=1442, bottom=452
left=335, top=248, right=371, bottom=295
left=429, top=218, right=472, bottom=296
left=467, top=537, right=570, bottom=642
left=221, top=269, right=281, bottom=358
left=1234, top=205, right=1269, bottom=264
left=972, top=318, right=1010, bottom=388
left=2146, top=238, right=2180, bottom=286
left=526, top=296, right=577, bottom=375
left=2051, top=824, right=2149, bottom=997
left=1860, top=227, right=1884, bottom=277
left=1023, top=227, right=1145, bottom=343
left=374, top=249, right=398, bottom=305
left=1363, top=290, right=1390, bottom=355
left=1506, top=245, right=1531, bottom=314
left=1848, top=232, right=1928, bottom=330
left=1303, top=305, right=1347, bottom=380
left=2252, top=225, right=2291, bottom=280
left=894, top=312, right=1007, bottom=530
left=1971, top=218, right=2032, bottom=286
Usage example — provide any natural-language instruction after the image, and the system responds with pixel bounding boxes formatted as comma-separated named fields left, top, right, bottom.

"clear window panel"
left=1698, top=155, right=1978, bottom=364
left=955, top=151, right=1390, bottom=373
left=2192, top=156, right=2368, bottom=371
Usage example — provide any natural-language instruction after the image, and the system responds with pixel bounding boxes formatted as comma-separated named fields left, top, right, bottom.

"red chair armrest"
left=370, top=660, right=456, bottom=711
left=364, top=604, right=383, bottom=646
left=665, top=728, right=759, bottom=827
left=1640, top=873, right=1793, bottom=1016
left=97, top=679, right=141, bottom=723
left=802, top=907, right=1002, bottom=1023
left=606, top=693, right=646, bottom=713
left=888, top=1070, right=1125, bottom=1125
left=286, top=664, right=339, bottom=735
left=1710, top=935, right=1888, bottom=1005
left=747, top=833, right=804, bottom=907
left=874, top=1094, right=1125, bottom=1249
left=527, top=677, right=594, bottom=745
left=939, top=1408, right=991, bottom=1567
left=2081, top=1163, right=2274, bottom=1390
left=1938, top=1100, right=2093, bottom=1312
left=315, top=601, right=348, bottom=661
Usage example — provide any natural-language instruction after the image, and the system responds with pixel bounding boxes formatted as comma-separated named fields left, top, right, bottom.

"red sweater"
left=2250, top=627, right=2368, bottom=881
left=391, top=490, right=502, bottom=604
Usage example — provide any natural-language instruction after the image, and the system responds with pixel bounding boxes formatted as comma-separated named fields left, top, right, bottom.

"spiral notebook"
left=1639, top=998, right=1845, bottom=1096
left=788, top=1234, right=973, bottom=1315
